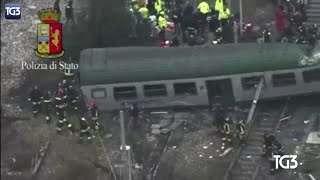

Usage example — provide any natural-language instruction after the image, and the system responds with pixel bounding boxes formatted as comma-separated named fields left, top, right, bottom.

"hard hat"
left=81, top=117, right=86, bottom=121
left=159, top=11, right=165, bottom=15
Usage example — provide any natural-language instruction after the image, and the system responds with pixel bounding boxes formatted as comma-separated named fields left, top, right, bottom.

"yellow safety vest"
left=158, top=15, right=167, bottom=29
left=138, top=7, right=149, bottom=19
left=219, top=8, right=230, bottom=20
left=215, top=0, right=223, bottom=11
left=155, top=0, right=163, bottom=14
left=198, top=1, right=210, bottom=14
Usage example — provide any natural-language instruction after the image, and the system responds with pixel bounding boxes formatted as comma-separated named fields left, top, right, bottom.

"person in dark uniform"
left=65, top=0, right=75, bottom=25
left=222, top=117, right=232, bottom=149
left=214, top=104, right=225, bottom=132
left=236, top=120, right=246, bottom=145
left=56, top=103, right=73, bottom=134
left=43, top=90, right=52, bottom=123
left=262, top=27, right=272, bottom=43
left=28, top=86, right=43, bottom=116
left=181, top=1, right=194, bottom=43
left=129, top=102, right=139, bottom=128
left=172, top=6, right=182, bottom=35
left=55, top=87, right=66, bottom=109
left=89, top=102, right=100, bottom=130
left=79, top=117, right=93, bottom=142
left=66, top=85, right=79, bottom=110
left=273, top=138, right=285, bottom=156
left=296, top=25, right=308, bottom=44
left=53, top=0, right=61, bottom=13
left=262, top=133, right=274, bottom=157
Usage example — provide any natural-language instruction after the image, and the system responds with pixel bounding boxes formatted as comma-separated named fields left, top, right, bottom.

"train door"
left=206, top=79, right=235, bottom=107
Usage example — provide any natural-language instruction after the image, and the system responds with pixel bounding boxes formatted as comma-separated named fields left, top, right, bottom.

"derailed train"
left=79, top=43, right=320, bottom=111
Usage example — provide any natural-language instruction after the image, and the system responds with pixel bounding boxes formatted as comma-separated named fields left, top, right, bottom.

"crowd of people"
left=28, top=60, right=103, bottom=143
left=129, top=0, right=233, bottom=46
left=276, top=0, right=319, bottom=45
left=129, top=0, right=319, bottom=46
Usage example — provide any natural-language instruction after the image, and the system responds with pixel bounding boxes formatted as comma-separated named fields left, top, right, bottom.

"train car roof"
left=79, top=43, right=309, bottom=86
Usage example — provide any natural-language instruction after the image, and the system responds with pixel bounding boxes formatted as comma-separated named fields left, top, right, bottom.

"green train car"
left=79, top=43, right=320, bottom=110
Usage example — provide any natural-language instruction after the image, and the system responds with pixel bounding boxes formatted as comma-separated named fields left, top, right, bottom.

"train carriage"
left=79, top=43, right=320, bottom=111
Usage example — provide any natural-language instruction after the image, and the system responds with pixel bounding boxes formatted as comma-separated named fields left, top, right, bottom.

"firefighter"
left=157, top=11, right=167, bottom=41
left=28, top=86, right=43, bottom=116
left=262, top=27, right=272, bottom=43
left=129, top=102, right=139, bottom=128
left=236, top=120, right=246, bottom=145
left=154, top=0, right=163, bottom=15
left=221, top=117, right=232, bottom=149
left=79, top=117, right=93, bottom=142
left=56, top=103, right=74, bottom=134
left=197, top=0, right=211, bottom=36
left=65, top=0, right=75, bottom=25
left=89, top=102, right=100, bottom=130
left=219, top=6, right=230, bottom=28
left=214, top=104, right=225, bottom=132
left=269, top=148, right=277, bottom=174
left=53, top=0, right=61, bottom=13
left=296, top=25, right=308, bottom=44
left=55, top=87, right=66, bottom=107
left=43, top=90, right=52, bottom=123
left=66, top=85, right=79, bottom=110
left=213, top=27, right=223, bottom=44
left=262, top=133, right=274, bottom=157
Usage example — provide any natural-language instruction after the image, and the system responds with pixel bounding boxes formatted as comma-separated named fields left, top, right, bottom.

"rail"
left=223, top=78, right=264, bottom=180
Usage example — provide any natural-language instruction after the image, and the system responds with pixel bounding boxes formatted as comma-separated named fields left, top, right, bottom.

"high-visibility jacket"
left=223, top=123, right=231, bottom=134
left=158, top=15, right=167, bottom=29
left=138, top=7, right=149, bottom=19
left=215, top=0, right=223, bottom=12
left=238, top=123, right=246, bottom=135
left=219, top=8, right=230, bottom=20
left=155, top=0, right=163, bottom=14
left=198, top=1, right=210, bottom=14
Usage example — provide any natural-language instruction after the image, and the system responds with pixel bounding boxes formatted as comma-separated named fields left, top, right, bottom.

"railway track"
left=225, top=99, right=289, bottom=180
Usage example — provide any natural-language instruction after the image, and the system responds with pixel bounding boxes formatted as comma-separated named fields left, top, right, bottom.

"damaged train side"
left=79, top=43, right=320, bottom=111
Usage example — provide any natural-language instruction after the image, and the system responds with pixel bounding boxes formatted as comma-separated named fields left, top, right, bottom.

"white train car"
left=79, top=43, right=320, bottom=111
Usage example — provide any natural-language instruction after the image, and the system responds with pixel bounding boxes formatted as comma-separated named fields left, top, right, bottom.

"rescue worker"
left=262, top=27, right=272, bottom=43
left=43, top=90, right=52, bottom=123
left=214, top=104, right=225, bottom=132
left=262, top=133, right=274, bottom=157
left=129, top=102, right=139, bottom=128
left=61, top=79, right=69, bottom=92
left=154, top=0, right=163, bottom=15
left=89, top=102, right=100, bottom=130
left=222, top=117, right=232, bottom=149
left=28, top=86, right=43, bottom=116
left=55, top=86, right=66, bottom=107
left=236, top=120, right=246, bottom=145
left=157, top=11, right=167, bottom=41
left=296, top=25, right=308, bottom=44
left=197, top=0, right=211, bottom=36
left=53, top=0, right=61, bottom=13
left=65, top=0, right=74, bottom=24
left=79, top=117, right=93, bottom=142
left=215, top=0, right=224, bottom=13
left=219, top=6, right=231, bottom=28
left=213, top=27, right=223, bottom=44
left=138, top=5, right=149, bottom=20
left=269, top=148, right=277, bottom=174
left=66, top=85, right=79, bottom=110
left=56, top=103, right=74, bottom=134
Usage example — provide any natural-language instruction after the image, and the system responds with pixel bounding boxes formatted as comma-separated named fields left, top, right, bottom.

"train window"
left=143, top=84, right=167, bottom=97
left=303, top=68, right=320, bottom=83
left=242, top=76, right=263, bottom=90
left=174, top=82, right=197, bottom=95
left=272, top=73, right=296, bottom=87
left=114, top=86, right=137, bottom=100
left=91, top=88, right=106, bottom=99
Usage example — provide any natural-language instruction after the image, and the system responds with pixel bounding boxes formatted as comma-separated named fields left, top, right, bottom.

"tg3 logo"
left=5, top=4, right=21, bottom=20
left=274, top=155, right=298, bottom=170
